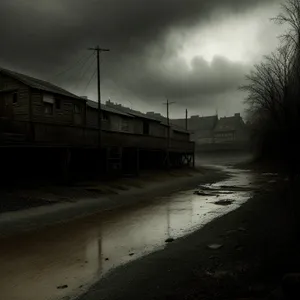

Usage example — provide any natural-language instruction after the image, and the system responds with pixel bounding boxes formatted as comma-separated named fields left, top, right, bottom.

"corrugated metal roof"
left=171, top=125, right=190, bottom=134
left=145, top=113, right=190, bottom=134
left=0, top=68, right=82, bottom=100
left=92, top=101, right=190, bottom=133
left=114, top=106, right=161, bottom=122
left=86, top=100, right=134, bottom=117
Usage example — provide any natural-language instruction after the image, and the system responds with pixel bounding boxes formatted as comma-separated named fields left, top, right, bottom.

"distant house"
left=171, top=115, right=218, bottom=144
left=213, top=113, right=249, bottom=143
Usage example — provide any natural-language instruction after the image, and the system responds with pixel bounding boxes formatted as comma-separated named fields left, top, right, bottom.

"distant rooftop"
left=105, top=100, right=161, bottom=122
left=146, top=112, right=190, bottom=133
left=172, top=115, right=218, bottom=131
left=86, top=99, right=134, bottom=117
left=214, top=113, right=245, bottom=132
left=87, top=99, right=189, bottom=133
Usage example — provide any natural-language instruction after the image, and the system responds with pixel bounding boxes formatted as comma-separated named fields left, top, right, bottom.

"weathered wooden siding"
left=107, top=114, right=134, bottom=133
left=86, top=107, right=98, bottom=128
left=150, top=122, right=167, bottom=138
left=132, top=119, right=143, bottom=134
left=86, top=108, right=136, bottom=133
left=171, top=130, right=190, bottom=141
left=0, top=74, right=30, bottom=121
left=0, top=119, right=195, bottom=153
left=31, top=90, right=85, bottom=126
left=31, top=90, right=45, bottom=121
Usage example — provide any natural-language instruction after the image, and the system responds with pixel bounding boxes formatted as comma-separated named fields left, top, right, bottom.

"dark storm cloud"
left=0, top=0, right=278, bottom=109
left=109, top=55, right=249, bottom=102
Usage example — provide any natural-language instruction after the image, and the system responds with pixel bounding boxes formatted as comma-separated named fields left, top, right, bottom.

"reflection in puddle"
left=0, top=167, right=259, bottom=300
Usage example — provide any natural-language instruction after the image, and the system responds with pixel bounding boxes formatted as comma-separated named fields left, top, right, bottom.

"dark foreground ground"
left=79, top=166, right=300, bottom=299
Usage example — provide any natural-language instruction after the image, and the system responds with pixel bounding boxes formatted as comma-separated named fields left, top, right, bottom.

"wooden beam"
left=0, top=88, right=18, bottom=94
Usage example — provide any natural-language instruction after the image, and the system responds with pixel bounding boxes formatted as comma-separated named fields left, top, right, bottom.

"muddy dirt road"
left=0, top=153, right=267, bottom=300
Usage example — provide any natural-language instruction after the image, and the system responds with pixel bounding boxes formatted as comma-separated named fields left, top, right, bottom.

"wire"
left=83, top=67, right=97, bottom=94
left=74, top=53, right=96, bottom=90
left=48, top=51, right=94, bottom=81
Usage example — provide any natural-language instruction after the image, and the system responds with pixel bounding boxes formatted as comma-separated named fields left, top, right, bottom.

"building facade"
left=171, top=115, right=218, bottom=144
left=213, top=113, right=249, bottom=143
left=0, top=68, right=194, bottom=155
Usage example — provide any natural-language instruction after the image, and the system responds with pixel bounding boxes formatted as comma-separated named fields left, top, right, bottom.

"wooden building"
left=171, top=114, right=218, bottom=145
left=0, top=68, right=86, bottom=125
left=0, top=68, right=87, bottom=145
left=213, top=113, right=249, bottom=143
left=0, top=68, right=195, bottom=180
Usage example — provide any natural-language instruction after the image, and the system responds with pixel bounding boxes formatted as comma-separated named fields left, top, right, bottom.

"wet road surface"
left=0, top=161, right=263, bottom=300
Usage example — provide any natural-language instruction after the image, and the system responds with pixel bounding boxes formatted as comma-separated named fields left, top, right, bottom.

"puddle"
left=0, top=166, right=259, bottom=300
left=214, top=199, right=234, bottom=206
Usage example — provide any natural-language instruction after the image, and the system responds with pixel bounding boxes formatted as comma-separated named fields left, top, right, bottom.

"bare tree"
left=273, top=0, right=300, bottom=120
left=241, top=0, right=300, bottom=167
left=240, top=44, right=294, bottom=127
left=273, top=0, right=300, bottom=51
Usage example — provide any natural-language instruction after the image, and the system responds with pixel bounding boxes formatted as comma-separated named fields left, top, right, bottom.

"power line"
left=48, top=51, right=94, bottom=81
left=74, top=53, right=96, bottom=90
left=83, top=67, right=97, bottom=94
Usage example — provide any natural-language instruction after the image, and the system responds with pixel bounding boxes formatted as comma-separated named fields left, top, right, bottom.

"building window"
left=102, top=112, right=109, bottom=121
left=44, top=103, right=53, bottom=115
left=143, top=121, right=150, bottom=135
left=74, top=104, right=81, bottom=114
left=12, top=92, right=18, bottom=104
left=121, top=119, right=129, bottom=131
left=43, top=94, right=54, bottom=115
left=55, top=99, right=61, bottom=110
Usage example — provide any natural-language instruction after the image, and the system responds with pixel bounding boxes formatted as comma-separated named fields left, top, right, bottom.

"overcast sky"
left=0, top=0, right=284, bottom=118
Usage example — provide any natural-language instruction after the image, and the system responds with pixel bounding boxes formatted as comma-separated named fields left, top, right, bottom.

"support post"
left=136, top=148, right=140, bottom=176
left=185, top=108, right=188, bottom=131
left=61, top=148, right=71, bottom=183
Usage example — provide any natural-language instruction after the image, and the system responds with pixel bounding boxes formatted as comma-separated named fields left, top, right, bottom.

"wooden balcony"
left=0, top=119, right=195, bottom=153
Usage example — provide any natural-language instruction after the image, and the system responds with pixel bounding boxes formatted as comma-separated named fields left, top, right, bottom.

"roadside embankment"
left=0, top=166, right=227, bottom=237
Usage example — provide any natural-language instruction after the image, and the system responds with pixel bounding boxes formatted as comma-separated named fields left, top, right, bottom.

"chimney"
left=106, top=100, right=113, bottom=106
left=235, top=113, right=241, bottom=118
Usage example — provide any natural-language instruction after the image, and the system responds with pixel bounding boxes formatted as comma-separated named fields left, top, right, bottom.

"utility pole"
left=185, top=109, right=188, bottom=131
left=163, top=98, right=175, bottom=126
left=163, top=99, right=175, bottom=167
left=88, top=46, right=110, bottom=147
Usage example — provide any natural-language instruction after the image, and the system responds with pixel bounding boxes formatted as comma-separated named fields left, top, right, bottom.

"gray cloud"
left=108, top=55, right=249, bottom=100
left=0, top=0, right=280, bottom=115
